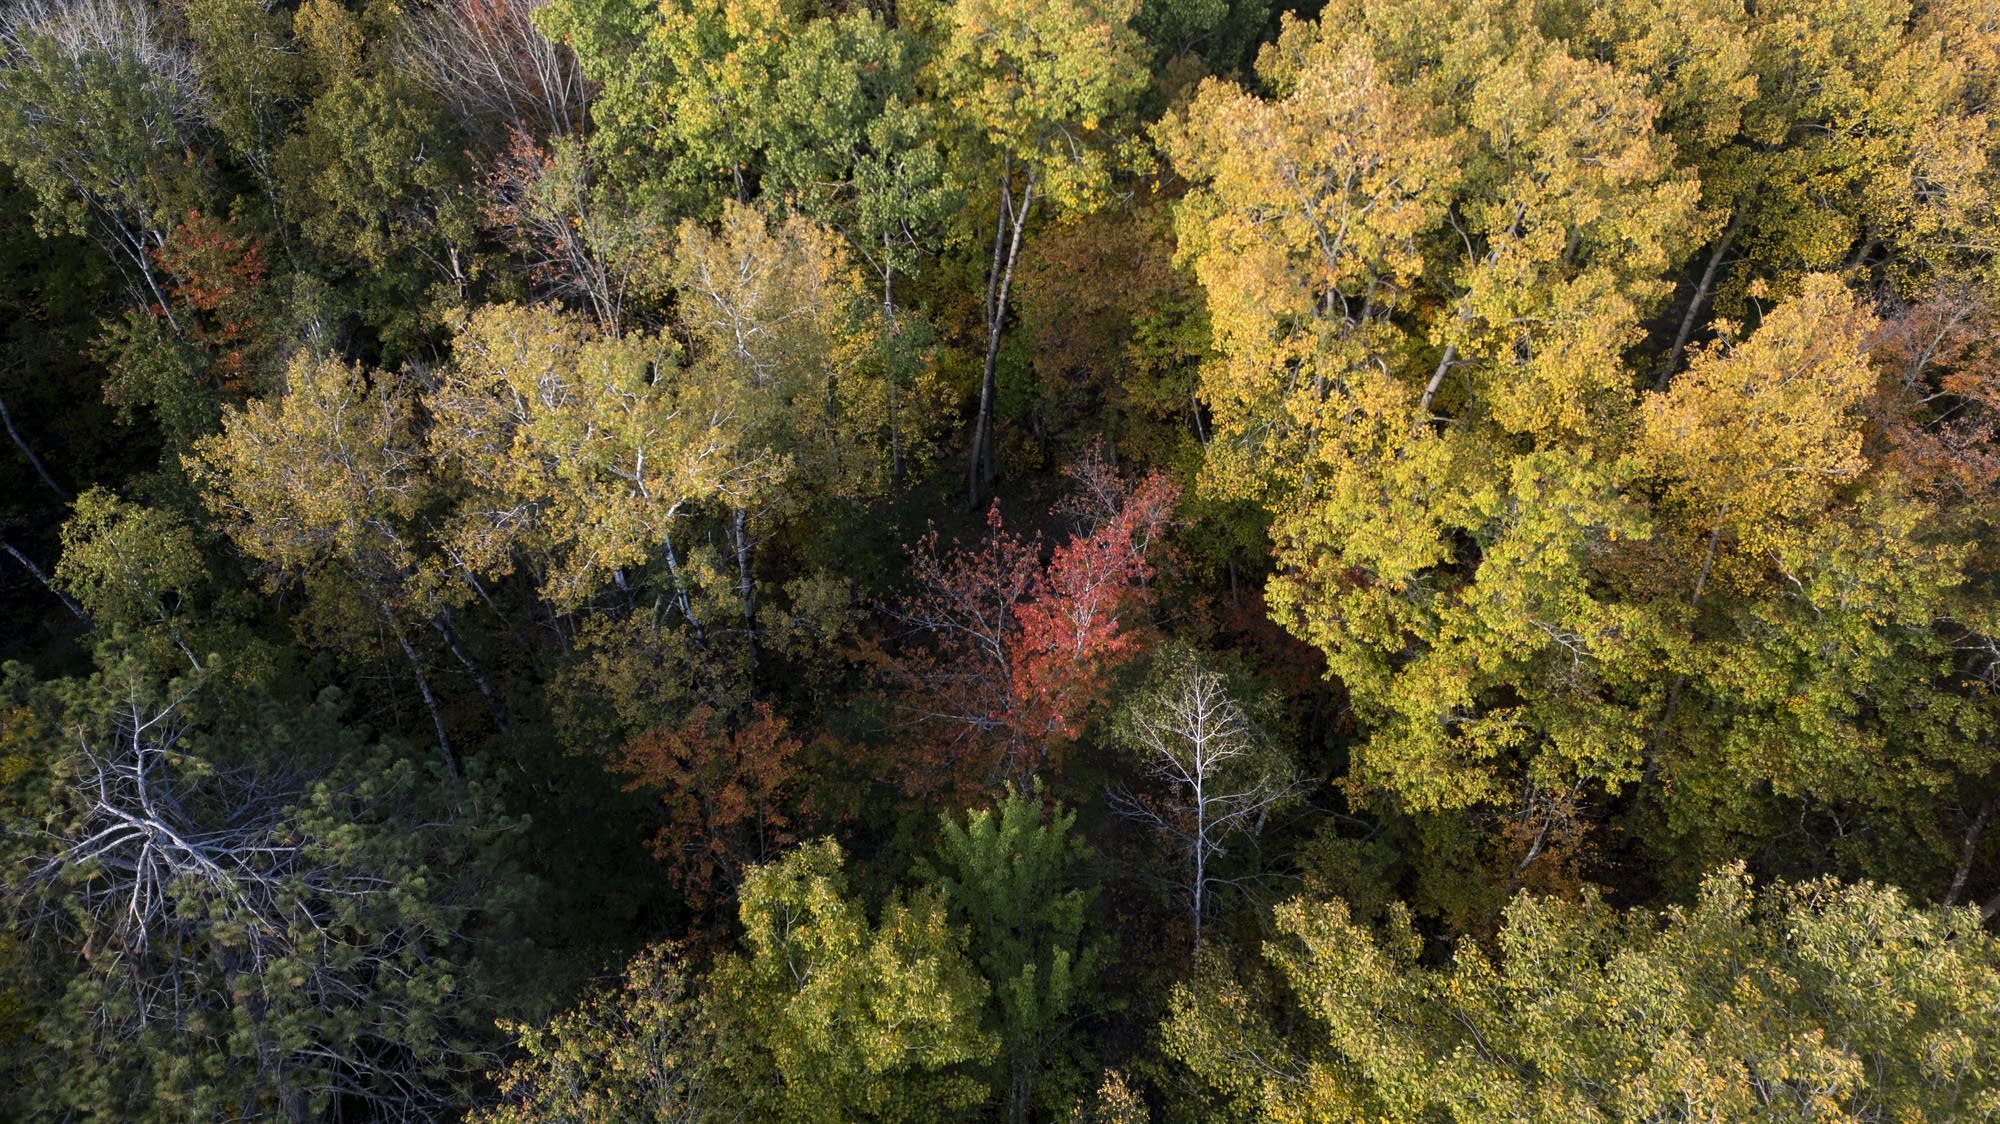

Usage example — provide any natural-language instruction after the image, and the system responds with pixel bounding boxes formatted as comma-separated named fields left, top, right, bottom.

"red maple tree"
left=1870, top=285, right=2000, bottom=498
left=875, top=451, right=1179, bottom=799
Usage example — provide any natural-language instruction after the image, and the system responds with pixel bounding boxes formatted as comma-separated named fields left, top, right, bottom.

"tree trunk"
left=1191, top=762, right=1209, bottom=955
left=1191, top=823, right=1207, bottom=954
left=0, top=389, right=69, bottom=499
left=1419, top=344, right=1458, bottom=414
left=968, top=164, right=1035, bottom=508
left=388, top=615, right=459, bottom=778
left=2, top=539, right=90, bottom=625
left=433, top=608, right=510, bottom=735
left=1946, top=796, right=1995, bottom=906
left=661, top=526, right=711, bottom=654
left=1008, top=1068, right=1031, bottom=1124
left=732, top=506, right=760, bottom=678
left=884, top=231, right=905, bottom=490
left=1656, top=210, right=1743, bottom=390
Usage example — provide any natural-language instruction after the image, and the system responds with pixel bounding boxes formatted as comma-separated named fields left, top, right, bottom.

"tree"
left=0, top=0, right=213, bottom=314
left=189, top=351, right=482, bottom=770
left=923, top=785, right=1103, bottom=1122
left=538, top=0, right=916, bottom=221
left=1111, top=646, right=1294, bottom=953
left=1013, top=201, right=1207, bottom=468
left=426, top=302, right=747, bottom=613
left=3, top=649, right=531, bottom=1120
left=480, top=130, right=666, bottom=335
left=875, top=455, right=1177, bottom=796
left=670, top=200, right=891, bottom=652
left=1639, top=274, right=1877, bottom=599
left=709, top=839, right=996, bottom=1121
left=279, top=3, right=481, bottom=353
left=1159, top=4, right=1998, bottom=903
left=1870, top=282, right=2000, bottom=503
left=1632, top=275, right=1988, bottom=879
left=98, top=208, right=276, bottom=450
left=180, top=0, right=303, bottom=212
left=54, top=488, right=210, bottom=670
left=1068, top=1070, right=1151, bottom=1124
left=615, top=702, right=804, bottom=915
left=529, top=0, right=953, bottom=490
left=1161, top=26, right=1457, bottom=505
left=1166, top=866, right=2000, bottom=1121
left=474, top=944, right=723, bottom=1124
left=405, top=0, right=589, bottom=145
left=1569, top=0, right=2000, bottom=384
left=1164, top=9, right=1700, bottom=839
left=933, top=0, right=1150, bottom=503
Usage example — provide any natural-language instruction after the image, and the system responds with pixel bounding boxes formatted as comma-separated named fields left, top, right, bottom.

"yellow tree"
left=1162, top=33, right=1456, bottom=504
left=1167, top=868, right=2000, bottom=1121
left=189, top=353, right=476, bottom=770
left=669, top=201, right=888, bottom=646
left=1572, top=0, right=2000, bottom=384
left=1634, top=276, right=1984, bottom=873
left=425, top=303, right=750, bottom=615
left=1169, top=8, right=1700, bottom=842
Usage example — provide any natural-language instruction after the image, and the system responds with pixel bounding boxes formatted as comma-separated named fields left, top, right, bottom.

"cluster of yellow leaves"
left=1168, top=867, right=2000, bottom=1121
left=1167, top=0, right=2000, bottom=887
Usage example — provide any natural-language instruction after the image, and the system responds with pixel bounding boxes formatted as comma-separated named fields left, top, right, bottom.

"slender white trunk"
left=969, top=164, right=1035, bottom=507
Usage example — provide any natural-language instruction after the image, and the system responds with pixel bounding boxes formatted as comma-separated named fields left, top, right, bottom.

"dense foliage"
left=1, top=0, right=1997, bottom=1118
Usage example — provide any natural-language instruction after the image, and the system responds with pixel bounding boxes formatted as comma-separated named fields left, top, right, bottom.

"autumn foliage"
left=1871, top=286, right=2000, bottom=500
left=7, top=0, right=2000, bottom=1114
left=616, top=702, right=804, bottom=915
left=151, top=210, right=269, bottom=394
left=875, top=452, right=1177, bottom=799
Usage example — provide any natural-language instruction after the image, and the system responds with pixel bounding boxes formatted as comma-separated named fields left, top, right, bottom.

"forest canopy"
left=1, top=0, right=1998, bottom=1118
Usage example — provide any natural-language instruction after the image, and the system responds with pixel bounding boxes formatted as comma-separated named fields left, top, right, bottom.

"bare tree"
left=402, top=0, right=587, bottom=143
left=481, top=130, right=664, bottom=336
left=1111, top=649, right=1295, bottom=954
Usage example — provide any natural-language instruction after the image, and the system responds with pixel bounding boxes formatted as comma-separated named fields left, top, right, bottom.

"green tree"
left=1166, top=10, right=1699, bottom=835
left=539, top=0, right=917, bottom=223
left=279, top=0, right=480, bottom=353
left=181, top=0, right=304, bottom=221
left=1569, top=0, right=2000, bottom=382
left=0, top=0, right=214, bottom=313
left=1166, top=866, right=2000, bottom=1121
left=924, top=786, right=1104, bottom=1122
left=1633, top=275, right=1986, bottom=879
left=426, top=303, right=744, bottom=615
left=2, top=648, right=532, bottom=1120
left=670, top=200, right=891, bottom=641
left=710, top=838, right=996, bottom=1121
left=1162, top=1, right=2000, bottom=906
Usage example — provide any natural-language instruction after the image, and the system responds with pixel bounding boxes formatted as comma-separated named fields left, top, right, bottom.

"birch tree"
left=1111, top=647, right=1294, bottom=953
left=934, top=0, right=1148, bottom=504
